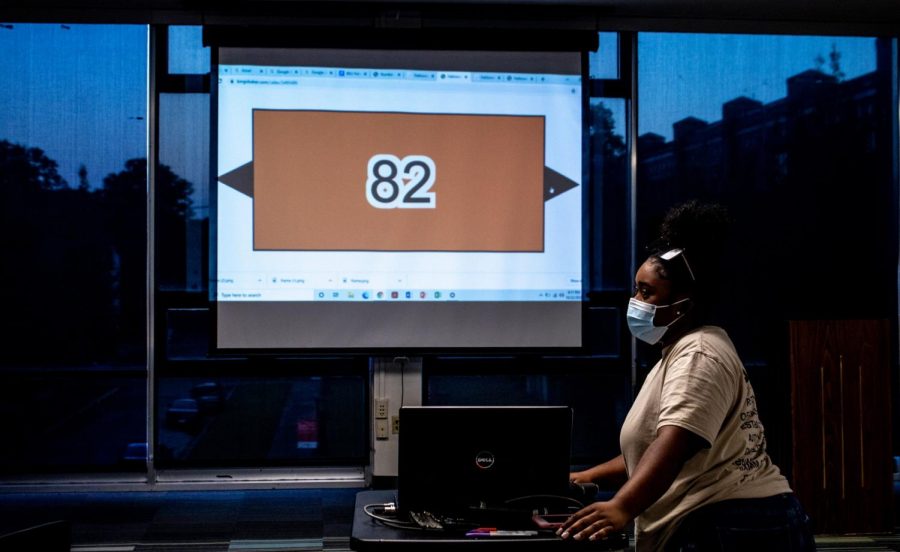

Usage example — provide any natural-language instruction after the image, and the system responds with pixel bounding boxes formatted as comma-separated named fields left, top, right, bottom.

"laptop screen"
left=398, top=405, right=573, bottom=522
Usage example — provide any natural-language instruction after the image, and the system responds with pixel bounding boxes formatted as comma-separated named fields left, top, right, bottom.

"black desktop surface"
left=350, top=490, right=629, bottom=551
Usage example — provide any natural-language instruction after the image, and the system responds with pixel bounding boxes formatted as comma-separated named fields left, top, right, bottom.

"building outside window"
left=635, top=34, right=892, bottom=469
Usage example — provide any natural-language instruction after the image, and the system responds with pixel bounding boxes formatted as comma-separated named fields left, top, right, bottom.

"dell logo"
left=475, top=451, right=495, bottom=469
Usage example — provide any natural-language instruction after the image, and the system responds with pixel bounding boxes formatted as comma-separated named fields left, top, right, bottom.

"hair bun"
left=653, top=200, right=732, bottom=281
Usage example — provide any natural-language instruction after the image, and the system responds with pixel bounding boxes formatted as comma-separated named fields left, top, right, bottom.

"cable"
left=503, top=494, right=585, bottom=510
left=394, top=356, right=408, bottom=407
left=363, top=503, right=434, bottom=531
left=363, top=503, right=402, bottom=523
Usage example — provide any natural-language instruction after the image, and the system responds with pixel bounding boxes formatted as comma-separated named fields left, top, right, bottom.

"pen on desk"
left=465, top=530, right=539, bottom=537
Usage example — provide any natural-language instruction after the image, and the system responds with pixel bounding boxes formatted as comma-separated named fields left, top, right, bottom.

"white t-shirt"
left=620, top=326, right=792, bottom=551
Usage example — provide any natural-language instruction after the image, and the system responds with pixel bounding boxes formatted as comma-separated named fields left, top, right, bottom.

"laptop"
left=397, top=405, right=574, bottom=528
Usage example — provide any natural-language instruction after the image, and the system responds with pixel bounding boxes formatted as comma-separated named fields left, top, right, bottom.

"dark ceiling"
left=2, top=0, right=899, bottom=36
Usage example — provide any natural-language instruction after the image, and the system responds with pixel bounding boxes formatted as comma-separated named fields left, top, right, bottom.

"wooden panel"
left=790, top=320, right=892, bottom=534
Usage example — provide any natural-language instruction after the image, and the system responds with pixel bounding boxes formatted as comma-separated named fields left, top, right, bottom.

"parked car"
left=119, top=442, right=147, bottom=469
left=296, top=419, right=319, bottom=450
left=165, top=398, right=201, bottom=431
left=119, top=442, right=172, bottom=466
left=190, top=382, right=225, bottom=413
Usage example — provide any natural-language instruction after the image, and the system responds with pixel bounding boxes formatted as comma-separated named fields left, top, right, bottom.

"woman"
left=558, top=201, right=814, bottom=551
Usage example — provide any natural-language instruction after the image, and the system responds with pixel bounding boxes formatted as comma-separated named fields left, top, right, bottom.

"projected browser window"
left=215, top=52, right=582, bottom=306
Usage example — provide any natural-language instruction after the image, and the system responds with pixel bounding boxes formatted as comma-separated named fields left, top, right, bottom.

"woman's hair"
left=647, top=200, right=732, bottom=309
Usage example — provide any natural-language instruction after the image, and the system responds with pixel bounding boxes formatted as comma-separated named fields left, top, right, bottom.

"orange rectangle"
left=253, top=110, right=545, bottom=252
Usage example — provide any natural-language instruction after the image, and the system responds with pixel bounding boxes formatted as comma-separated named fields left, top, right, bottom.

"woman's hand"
left=569, top=469, right=597, bottom=485
left=556, top=498, right=632, bottom=541
left=559, top=427, right=705, bottom=542
left=567, top=455, right=628, bottom=489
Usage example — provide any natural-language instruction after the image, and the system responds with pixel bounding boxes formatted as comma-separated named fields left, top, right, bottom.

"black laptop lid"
left=398, top=405, right=573, bottom=519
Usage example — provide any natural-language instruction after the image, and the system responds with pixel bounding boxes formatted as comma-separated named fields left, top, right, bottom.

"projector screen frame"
left=206, top=26, right=597, bottom=357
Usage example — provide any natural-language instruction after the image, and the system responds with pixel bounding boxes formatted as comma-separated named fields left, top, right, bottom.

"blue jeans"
left=668, top=493, right=815, bottom=552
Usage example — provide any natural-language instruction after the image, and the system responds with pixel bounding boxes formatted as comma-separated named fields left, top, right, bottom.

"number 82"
left=366, top=154, right=436, bottom=209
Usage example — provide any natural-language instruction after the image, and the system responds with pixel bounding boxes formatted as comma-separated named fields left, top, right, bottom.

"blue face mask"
left=626, top=297, right=690, bottom=345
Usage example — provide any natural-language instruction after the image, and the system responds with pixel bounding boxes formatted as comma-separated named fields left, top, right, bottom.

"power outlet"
left=375, top=419, right=389, bottom=440
left=375, top=398, right=389, bottom=419
left=391, top=415, right=400, bottom=434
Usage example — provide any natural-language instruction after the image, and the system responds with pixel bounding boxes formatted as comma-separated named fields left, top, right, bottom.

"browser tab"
left=408, top=71, right=436, bottom=81
left=438, top=72, right=470, bottom=82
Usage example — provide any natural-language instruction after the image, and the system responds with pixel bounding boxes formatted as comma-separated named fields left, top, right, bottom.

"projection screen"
left=212, top=46, right=586, bottom=352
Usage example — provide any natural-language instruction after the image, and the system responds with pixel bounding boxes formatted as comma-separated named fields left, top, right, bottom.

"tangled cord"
left=363, top=503, right=437, bottom=531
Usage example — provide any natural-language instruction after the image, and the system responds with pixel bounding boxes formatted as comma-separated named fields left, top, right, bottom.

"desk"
left=350, top=490, right=629, bottom=551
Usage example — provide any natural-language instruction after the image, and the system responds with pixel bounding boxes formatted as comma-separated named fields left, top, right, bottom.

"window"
left=0, top=23, right=148, bottom=471
left=635, top=33, right=893, bottom=468
left=158, top=93, right=209, bottom=293
left=157, top=369, right=367, bottom=467
left=2, top=22, right=895, bottom=480
left=156, top=26, right=368, bottom=468
left=168, top=26, right=210, bottom=75
left=589, top=98, right=629, bottom=292
left=590, top=32, right=620, bottom=80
